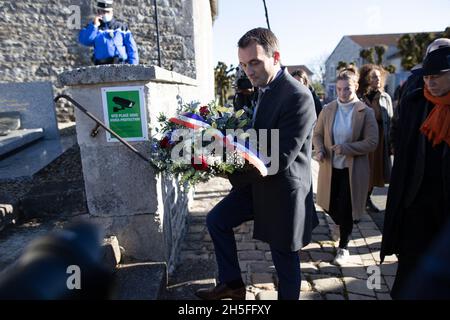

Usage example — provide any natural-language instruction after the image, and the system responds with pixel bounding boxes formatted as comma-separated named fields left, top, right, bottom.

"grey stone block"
left=162, top=278, right=217, bottom=300
left=0, top=111, right=20, bottom=133
left=238, top=250, right=265, bottom=261
left=249, top=262, right=275, bottom=273
left=311, top=275, right=344, bottom=294
left=20, top=180, right=86, bottom=218
left=302, top=242, right=322, bottom=250
left=0, top=129, right=44, bottom=157
left=251, top=273, right=275, bottom=291
left=300, top=292, right=323, bottom=300
left=80, top=145, right=158, bottom=217
left=256, top=290, right=278, bottom=300
left=317, top=262, right=342, bottom=276
left=300, top=262, right=319, bottom=274
left=341, top=265, right=369, bottom=280
left=343, top=277, right=376, bottom=296
left=301, top=280, right=313, bottom=292
left=113, top=262, right=167, bottom=300
left=102, top=236, right=121, bottom=271
left=0, top=82, right=59, bottom=140
left=309, top=251, right=335, bottom=263
left=58, top=65, right=197, bottom=87
left=90, top=215, right=166, bottom=262
left=0, top=138, right=71, bottom=180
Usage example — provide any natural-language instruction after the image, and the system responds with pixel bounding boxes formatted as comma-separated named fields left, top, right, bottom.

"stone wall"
left=0, top=0, right=215, bottom=121
left=0, top=0, right=197, bottom=82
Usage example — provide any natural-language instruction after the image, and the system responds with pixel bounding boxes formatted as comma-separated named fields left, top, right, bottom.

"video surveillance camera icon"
left=112, top=96, right=135, bottom=112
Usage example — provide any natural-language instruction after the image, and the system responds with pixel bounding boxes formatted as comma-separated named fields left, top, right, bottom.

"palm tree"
left=398, top=32, right=438, bottom=70
left=360, top=46, right=395, bottom=74
left=444, top=27, right=450, bottom=38
left=336, top=61, right=349, bottom=71
left=360, top=48, right=375, bottom=64
left=214, top=62, right=235, bottom=106
left=374, top=45, right=387, bottom=65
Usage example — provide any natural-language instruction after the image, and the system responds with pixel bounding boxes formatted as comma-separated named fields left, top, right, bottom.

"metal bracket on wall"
left=90, top=123, right=101, bottom=137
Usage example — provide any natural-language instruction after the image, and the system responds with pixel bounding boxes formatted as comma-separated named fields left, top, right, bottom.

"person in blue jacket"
left=79, top=0, right=139, bottom=65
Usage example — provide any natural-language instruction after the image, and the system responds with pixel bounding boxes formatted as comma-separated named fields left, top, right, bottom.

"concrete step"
left=0, top=217, right=69, bottom=272
left=20, top=180, right=86, bottom=219
left=1, top=139, right=85, bottom=221
left=112, top=262, right=167, bottom=300
left=0, top=128, right=45, bottom=159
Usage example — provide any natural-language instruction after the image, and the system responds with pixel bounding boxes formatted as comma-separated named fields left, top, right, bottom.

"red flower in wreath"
left=191, top=156, right=208, bottom=171
left=159, top=136, right=171, bottom=149
left=199, top=105, right=210, bottom=118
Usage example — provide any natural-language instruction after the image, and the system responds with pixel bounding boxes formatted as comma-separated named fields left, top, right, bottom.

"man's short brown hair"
left=237, top=28, right=279, bottom=57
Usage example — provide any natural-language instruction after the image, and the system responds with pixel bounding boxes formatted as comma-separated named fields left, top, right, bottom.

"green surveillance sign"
left=101, top=86, right=148, bottom=142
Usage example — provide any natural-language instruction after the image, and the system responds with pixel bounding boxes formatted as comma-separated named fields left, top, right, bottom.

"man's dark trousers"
left=206, top=185, right=301, bottom=300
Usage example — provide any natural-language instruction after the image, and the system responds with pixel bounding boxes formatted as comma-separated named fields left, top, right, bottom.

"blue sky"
left=213, top=0, right=450, bottom=71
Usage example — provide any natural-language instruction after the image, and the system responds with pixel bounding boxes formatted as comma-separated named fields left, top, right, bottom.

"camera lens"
left=237, top=78, right=253, bottom=90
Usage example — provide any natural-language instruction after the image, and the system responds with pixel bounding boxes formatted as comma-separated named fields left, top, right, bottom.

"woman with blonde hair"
left=357, top=64, right=393, bottom=212
left=313, top=67, right=378, bottom=265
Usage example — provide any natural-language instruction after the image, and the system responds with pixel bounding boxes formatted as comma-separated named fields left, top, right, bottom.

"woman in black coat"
left=381, top=46, right=450, bottom=299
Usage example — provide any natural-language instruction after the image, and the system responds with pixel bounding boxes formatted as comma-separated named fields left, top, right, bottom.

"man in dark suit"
left=195, top=28, right=318, bottom=300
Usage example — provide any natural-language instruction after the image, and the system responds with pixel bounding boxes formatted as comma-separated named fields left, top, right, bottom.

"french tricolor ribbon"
left=169, top=112, right=210, bottom=130
left=169, top=112, right=268, bottom=177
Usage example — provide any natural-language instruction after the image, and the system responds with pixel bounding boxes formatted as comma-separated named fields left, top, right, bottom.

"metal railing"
left=54, top=94, right=155, bottom=168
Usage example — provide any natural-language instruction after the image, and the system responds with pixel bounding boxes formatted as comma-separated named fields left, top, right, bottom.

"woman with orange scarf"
left=381, top=44, right=450, bottom=299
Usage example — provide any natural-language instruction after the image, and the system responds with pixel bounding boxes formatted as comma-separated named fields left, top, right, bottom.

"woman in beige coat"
left=313, top=67, right=378, bottom=265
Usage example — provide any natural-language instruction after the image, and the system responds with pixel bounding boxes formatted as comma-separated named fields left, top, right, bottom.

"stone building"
left=0, top=0, right=217, bottom=119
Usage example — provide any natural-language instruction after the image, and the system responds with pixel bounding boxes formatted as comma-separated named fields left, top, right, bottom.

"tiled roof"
left=349, top=33, right=405, bottom=47
left=348, top=32, right=441, bottom=48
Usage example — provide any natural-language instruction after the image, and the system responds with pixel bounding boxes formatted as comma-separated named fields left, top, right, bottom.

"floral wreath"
left=149, top=100, right=266, bottom=186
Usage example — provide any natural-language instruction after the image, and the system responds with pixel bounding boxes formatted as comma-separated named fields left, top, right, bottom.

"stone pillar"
left=192, top=0, right=215, bottom=103
left=58, top=65, right=197, bottom=270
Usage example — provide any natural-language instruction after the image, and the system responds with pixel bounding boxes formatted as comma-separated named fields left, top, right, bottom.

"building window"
left=328, top=64, right=335, bottom=80
left=326, top=84, right=336, bottom=102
